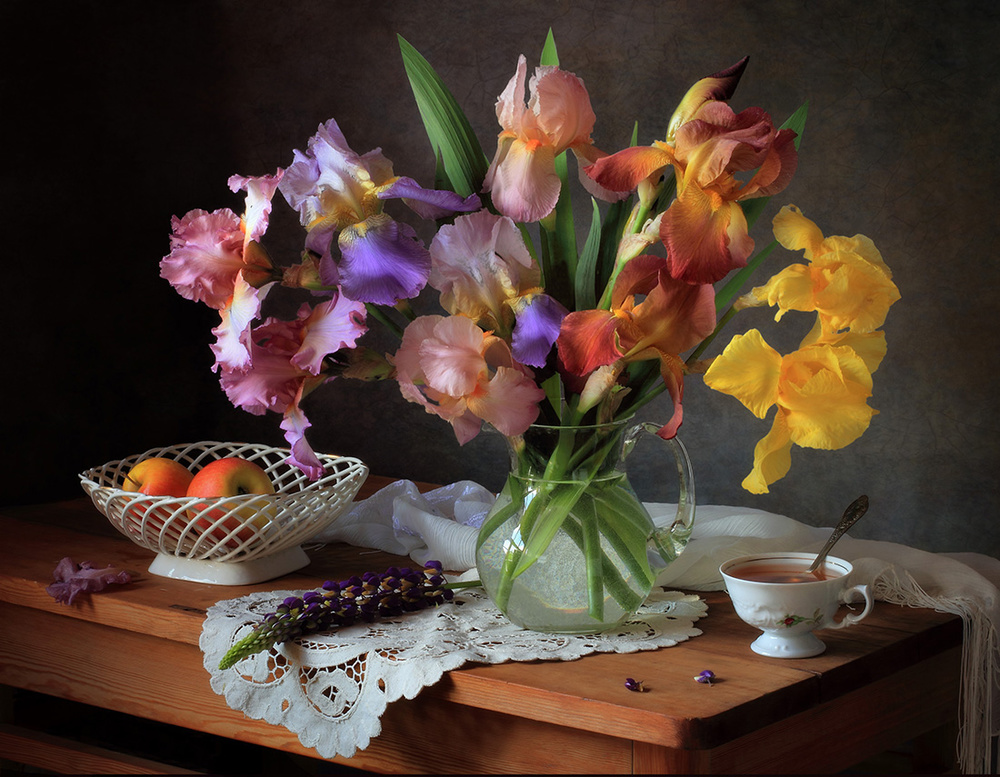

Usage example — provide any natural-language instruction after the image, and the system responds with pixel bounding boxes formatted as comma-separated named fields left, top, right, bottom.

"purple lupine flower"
left=218, top=560, right=455, bottom=669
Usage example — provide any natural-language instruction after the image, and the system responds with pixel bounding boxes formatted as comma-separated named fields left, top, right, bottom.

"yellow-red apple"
left=122, top=457, right=194, bottom=496
left=120, top=457, right=195, bottom=535
left=186, top=457, right=276, bottom=544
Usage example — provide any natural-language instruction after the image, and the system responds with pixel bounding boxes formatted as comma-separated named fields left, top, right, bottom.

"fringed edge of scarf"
left=872, top=567, right=999, bottom=774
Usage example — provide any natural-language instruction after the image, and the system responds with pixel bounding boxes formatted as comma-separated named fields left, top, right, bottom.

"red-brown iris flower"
left=557, top=255, right=716, bottom=437
left=586, top=59, right=798, bottom=285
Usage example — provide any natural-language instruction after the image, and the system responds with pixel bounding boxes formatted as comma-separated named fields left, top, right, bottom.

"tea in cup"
left=720, top=552, right=874, bottom=658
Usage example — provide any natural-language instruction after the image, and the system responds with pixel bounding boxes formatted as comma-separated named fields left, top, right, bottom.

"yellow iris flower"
left=704, top=329, right=877, bottom=494
left=743, top=205, right=900, bottom=336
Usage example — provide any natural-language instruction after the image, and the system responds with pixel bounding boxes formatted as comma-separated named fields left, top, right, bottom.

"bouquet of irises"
left=164, top=31, right=898, bottom=635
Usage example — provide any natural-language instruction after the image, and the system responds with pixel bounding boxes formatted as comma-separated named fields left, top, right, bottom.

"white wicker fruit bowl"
left=79, top=441, right=368, bottom=585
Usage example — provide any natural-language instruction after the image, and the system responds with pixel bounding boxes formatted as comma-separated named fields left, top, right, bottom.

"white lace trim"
left=200, top=587, right=707, bottom=760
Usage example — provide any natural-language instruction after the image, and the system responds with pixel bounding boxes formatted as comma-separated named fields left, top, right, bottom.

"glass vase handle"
left=624, top=422, right=696, bottom=568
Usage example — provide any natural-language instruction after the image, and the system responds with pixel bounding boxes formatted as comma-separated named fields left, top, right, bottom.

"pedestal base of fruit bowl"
left=147, top=544, right=310, bottom=585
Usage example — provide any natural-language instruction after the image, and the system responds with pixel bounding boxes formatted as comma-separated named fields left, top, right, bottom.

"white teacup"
left=720, top=552, right=874, bottom=658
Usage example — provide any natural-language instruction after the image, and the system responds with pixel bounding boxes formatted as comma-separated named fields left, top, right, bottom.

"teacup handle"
left=825, top=584, right=874, bottom=630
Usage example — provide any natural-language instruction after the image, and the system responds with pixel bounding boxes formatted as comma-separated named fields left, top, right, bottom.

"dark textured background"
left=4, top=0, right=997, bottom=555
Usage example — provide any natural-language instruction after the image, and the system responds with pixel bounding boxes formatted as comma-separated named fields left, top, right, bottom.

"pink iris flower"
left=585, top=60, right=797, bottom=284
left=221, top=294, right=367, bottom=479
left=428, top=210, right=568, bottom=367
left=483, top=55, right=625, bottom=224
left=162, top=171, right=285, bottom=371
left=279, top=118, right=480, bottom=305
left=229, top=171, right=284, bottom=247
left=161, top=207, right=254, bottom=309
left=210, top=273, right=271, bottom=373
left=393, top=315, right=545, bottom=444
left=557, top=255, right=716, bottom=437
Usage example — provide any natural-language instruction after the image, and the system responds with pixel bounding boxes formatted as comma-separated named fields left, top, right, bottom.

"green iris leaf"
left=399, top=35, right=489, bottom=198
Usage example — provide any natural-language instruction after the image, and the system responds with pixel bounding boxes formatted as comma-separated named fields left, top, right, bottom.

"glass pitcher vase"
left=475, top=419, right=695, bottom=634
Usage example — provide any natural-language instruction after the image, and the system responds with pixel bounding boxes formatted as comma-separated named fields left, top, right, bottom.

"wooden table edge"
left=0, top=495, right=965, bottom=766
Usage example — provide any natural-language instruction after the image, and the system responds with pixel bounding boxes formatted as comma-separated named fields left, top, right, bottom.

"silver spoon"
left=806, top=495, right=869, bottom=574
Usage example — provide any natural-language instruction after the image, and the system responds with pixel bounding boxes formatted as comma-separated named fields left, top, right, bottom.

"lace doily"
left=200, top=587, right=707, bottom=760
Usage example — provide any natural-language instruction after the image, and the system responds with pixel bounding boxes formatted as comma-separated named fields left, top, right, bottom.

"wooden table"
left=0, top=479, right=962, bottom=774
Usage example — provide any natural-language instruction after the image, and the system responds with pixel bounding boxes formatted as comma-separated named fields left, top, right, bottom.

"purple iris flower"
left=511, top=292, right=569, bottom=367
left=279, top=118, right=480, bottom=306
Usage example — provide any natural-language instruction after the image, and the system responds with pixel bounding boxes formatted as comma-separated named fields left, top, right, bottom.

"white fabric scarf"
left=316, top=481, right=1000, bottom=774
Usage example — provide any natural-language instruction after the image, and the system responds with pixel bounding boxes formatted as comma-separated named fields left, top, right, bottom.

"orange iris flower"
left=586, top=59, right=798, bottom=284
left=557, top=255, right=716, bottom=437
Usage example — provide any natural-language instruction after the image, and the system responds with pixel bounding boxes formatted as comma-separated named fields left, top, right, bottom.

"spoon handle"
left=807, top=495, right=869, bottom=573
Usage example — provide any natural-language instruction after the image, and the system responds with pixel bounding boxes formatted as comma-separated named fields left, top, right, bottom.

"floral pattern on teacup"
left=781, top=608, right=823, bottom=628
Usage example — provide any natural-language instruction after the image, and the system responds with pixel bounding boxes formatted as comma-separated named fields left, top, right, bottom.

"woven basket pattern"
left=79, top=441, right=368, bottom=563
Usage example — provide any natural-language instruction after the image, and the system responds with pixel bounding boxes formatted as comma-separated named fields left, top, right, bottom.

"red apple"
left=122, top=457, right=194, bottom=496
left=120, top=457, right=195, bottom=534
left=186, top=457, right=276, bottom=544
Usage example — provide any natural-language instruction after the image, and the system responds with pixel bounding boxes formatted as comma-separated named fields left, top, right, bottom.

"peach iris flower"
left=393, top=315, right=545, bottom=444
left=483, top=55, right=623, bottom=223
left=557, top=255, right=716, bottom=438
left=703, top=329, right=877, bottom=494
left=743, top=205, right=900, bottom=336
left=428, top=210, right=568, bottom=367
left=586, top=60, right=797, bottom=284
left=429, top=209, right=539, bottom=330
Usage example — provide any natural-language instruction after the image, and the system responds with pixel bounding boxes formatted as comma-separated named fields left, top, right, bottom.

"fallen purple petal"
left=624, top=677, right=646, bottom=692
left=46, top=557, right=132, bottom=605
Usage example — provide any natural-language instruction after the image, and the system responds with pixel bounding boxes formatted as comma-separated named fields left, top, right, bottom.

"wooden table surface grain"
left=0, top=478, right=963, bottom=774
